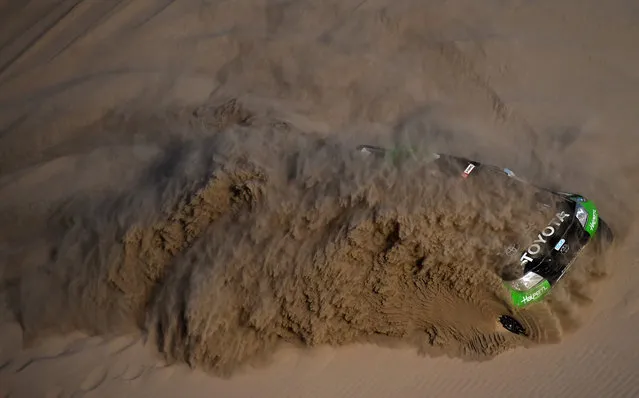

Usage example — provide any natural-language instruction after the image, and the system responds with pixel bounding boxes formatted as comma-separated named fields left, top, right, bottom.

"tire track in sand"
left=431, top=40, right=545, bottom=175
left=0, top=0, right=83, bottom=84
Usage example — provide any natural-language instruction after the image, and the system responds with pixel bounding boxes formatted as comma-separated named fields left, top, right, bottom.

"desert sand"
left=1, top=0, right=639, bottom=397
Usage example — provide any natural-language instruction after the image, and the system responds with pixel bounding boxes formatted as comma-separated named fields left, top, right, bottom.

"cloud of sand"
left=1, top=99, right=618, bottom=377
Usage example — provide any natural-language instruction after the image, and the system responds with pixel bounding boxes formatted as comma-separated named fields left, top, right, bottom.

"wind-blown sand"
left=1, top=0, right=639, bottom=397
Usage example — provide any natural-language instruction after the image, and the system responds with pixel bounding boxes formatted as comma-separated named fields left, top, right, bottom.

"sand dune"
left=1, top=0, right=639, bottom=397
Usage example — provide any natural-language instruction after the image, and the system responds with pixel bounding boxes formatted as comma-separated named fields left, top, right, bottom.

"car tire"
left=498, top=315, right=528, bottom=336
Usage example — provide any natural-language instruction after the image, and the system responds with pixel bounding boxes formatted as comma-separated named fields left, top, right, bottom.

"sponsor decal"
left=509, top=280, right=551, bottom=307
left=579, top=200, right=599, bottom=236
left=554, top=238, right=569, bottom=254
left=520, top=283, right=549, bottom=304
left=461, top=163, right=475, bottom=178
left=510, top=280, right=552, bottom=307
left=554, top=238, right=566, bottom=251
left=520, top=211, right=570, bottom=266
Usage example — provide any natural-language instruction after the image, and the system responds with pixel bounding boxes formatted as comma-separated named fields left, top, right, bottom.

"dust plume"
left=2, top=100, right=613, bottom=377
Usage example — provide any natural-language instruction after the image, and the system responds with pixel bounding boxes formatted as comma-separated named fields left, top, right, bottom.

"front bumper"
left=506, top=196, right=603, bottom=308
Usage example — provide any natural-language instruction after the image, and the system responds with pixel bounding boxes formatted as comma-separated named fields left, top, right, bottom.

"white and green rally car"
left=356, top=144, right=614, bottom=336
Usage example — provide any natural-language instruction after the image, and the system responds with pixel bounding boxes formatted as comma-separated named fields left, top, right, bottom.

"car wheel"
left=498, top=315, right=528, bottom=336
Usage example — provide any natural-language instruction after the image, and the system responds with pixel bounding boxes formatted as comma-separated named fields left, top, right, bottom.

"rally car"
left=356, top=144, right=614, bottom=336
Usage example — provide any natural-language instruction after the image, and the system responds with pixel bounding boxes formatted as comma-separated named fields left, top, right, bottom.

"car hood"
left=500, top=194, right=578, bottom=276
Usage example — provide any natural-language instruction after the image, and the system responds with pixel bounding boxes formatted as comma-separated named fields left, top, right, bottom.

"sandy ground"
left=2, top=0, right=639, bottom=397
